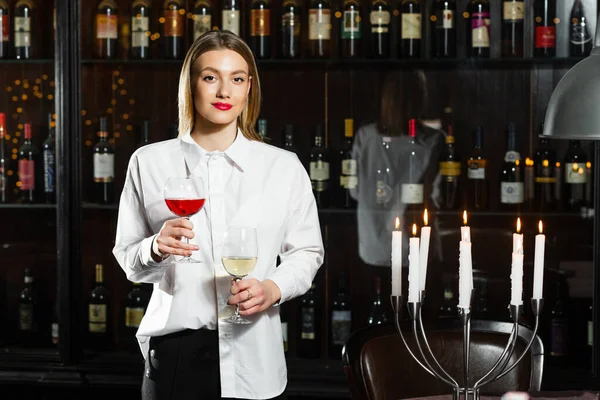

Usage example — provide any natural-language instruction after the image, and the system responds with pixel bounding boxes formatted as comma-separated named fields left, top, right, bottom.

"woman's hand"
left=228, top=278, right=282, bottom=316
left=151, top=218, right=199, bottom=261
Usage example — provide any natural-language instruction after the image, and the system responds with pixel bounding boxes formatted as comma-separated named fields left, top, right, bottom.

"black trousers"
left=142, top=328, right=286, bottom=400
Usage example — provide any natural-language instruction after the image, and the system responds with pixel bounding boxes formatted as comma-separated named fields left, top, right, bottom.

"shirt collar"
left=180, top=128, right=251, bottom=173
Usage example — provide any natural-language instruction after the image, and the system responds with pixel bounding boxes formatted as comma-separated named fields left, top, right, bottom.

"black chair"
left=342, top=319, right=544, bottom=400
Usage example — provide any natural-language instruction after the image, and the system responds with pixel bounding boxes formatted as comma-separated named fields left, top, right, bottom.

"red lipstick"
left=212, top=102, right=233, bottom=111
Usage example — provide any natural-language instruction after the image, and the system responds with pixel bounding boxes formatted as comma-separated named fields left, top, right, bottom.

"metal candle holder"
left=391, top=290, right=543, bottom=400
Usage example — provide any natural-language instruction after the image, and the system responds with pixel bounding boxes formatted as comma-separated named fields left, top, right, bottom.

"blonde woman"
left=113, top=30, right=324, bottom=400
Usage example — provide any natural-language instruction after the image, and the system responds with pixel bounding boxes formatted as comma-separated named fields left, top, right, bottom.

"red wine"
left=563, top=140, right=588, bottom=212
left=534, top=136, right=556, bottom=212
left=468, top=0, right=490, bottom=58
left=192, top=0, right=212, bottom=42
left=501, top=0, right=524, bottom=58
left=0, top=112, right=7, bottom=203
left=130, top=0, right=151, bottom=60
left=308, top=0, right=331, bottom=58
left=89, top=263, right=110, bottom=350
left=161, top=0, right=185, bottom=59
left=341, top=0, right=362, bottom=58
left=249, top=0, right=272, bottom=59
left=339, top=118, right=357, bottom=209
left=499, top=122, right=523, bottom=211
left=0, top=1, right=9, bottom=59
left=438, top=107, right=460, bottom=210
left=432, top=0, right=456, bottom=58
left=329, top=274, right=352, bottom=359
left=467, top=126, right=489, bottom=210
left=165, top=198, right=206, bottom=216
left=14, top=0, right=34, bottom=60
left=369, top=0, right=391, bottom=58
left=310, top=124, right=330, bottom=208
left=400, top=0, right=422, bottom=58
left=222, top=0, right=241, bottom=36
left=298, top=283, right=321, bottom=358
left=93, top=117, right=115, bottom=204
left=18, top=123, right=40, bottom=204
left=43, top=113, right=56, bottom=204
left=402, top=119, right=424, bottom=211
left=569, top=0, right=592, bottom=57
left=95, top=0, right=118, bottom=60
left=19, top=268, right=39, bottom=346
left=534, top=0, right=556, bottom=57
left=281, top=0, right=301, bottom=58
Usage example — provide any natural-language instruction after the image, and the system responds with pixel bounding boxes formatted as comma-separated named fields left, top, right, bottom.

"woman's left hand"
left=228, top=278, right=281, bottom=316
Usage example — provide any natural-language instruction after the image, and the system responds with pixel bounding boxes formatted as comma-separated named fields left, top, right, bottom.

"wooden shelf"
left=0, top=203, right=56, bottom=209
left=0, top=59, right=54, bottom=64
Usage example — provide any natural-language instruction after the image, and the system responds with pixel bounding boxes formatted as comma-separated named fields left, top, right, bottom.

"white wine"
left=222, top=257, right=258, bottom=278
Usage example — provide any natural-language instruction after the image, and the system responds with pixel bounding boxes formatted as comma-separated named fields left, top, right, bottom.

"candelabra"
left=390, top=291, right=543, bottom=400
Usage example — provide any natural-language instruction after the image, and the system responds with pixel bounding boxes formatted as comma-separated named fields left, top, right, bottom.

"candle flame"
left=539, top=220, right=543, bottom=234
left=423, top=209, right=428, bottom=226
left=463, top=210, right=467, bottom=226
left=412, top=223, right=417, bottom=236
left=395, top=217, right=400, bottom=230
left=516, top=217, right=521, bottom=234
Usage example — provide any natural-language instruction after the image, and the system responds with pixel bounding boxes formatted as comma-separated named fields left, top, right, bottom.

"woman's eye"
left=234, top=77, right=245, bottom=83
left=203, top=76, right=216, bottom=82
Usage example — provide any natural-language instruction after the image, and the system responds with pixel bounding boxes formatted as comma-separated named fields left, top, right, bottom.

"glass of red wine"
left=163, top=176, right=206, bottom=263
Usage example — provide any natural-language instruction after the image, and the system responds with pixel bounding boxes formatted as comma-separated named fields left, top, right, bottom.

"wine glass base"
left=224, top=314, right=252, bottom=324
left=178, top=257, right=202, bottom=263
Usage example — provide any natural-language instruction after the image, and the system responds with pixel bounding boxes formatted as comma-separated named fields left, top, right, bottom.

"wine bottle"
left=369, top=0, right=391, bottom=58
left=438, top=107, right=460, bottom=210
left=375, top=134, right=393, bottom=208
left=93, top=117, right=115, bottom=204
left=438, top=284, right=455, bottom=318
left=124, top=282, right=150, bottom=352
left=550, top=273, right=570, bottom=361
left=432, top=0, right=456, bottom=58
left=281, top=0, right=301, bottom=58
left=501, top=0, right=524, bottom=58
left=367, top=276, right=389, bottom=325
left=19, top=268, right=39, bottom=346
left=14, top=0, right=33, bottom=60
left=137, top=120, right=151, bottom=149
left=341, top=0, right=362, bottom=58
left=222, top=0, right=241, bottom=37
left=298, top=283, right=320, bottom=359
left=339, top=118, right=358, bottom=209
left=130, top=0, right=151, bottom=59
left=18, top=123, right=39, bottom=204
left=89, top=263, right=110, bottom=350
left=329, top=274, right=352, bottom=359
left=467, top=126, right=488, bottom=210
left=282, top=124, right=300, bottom=157
left=533, top=135, right=556, bottom=212
left=400, top=0, right=422, bottom=59
left=310, top=124, right=330, bottom=209
left=257, top=118, right=268, bottom=141
left=499, top=122, right=523, bottom=211
left=570, top=0, right=592, bottom=57
left=534, top=0, right=556, bottom=58
left=468, top=0, right=491, bottom=58
left=0, top=112, right=7, bottom=203
left=308, top=0, right=331, bottom=58
left=43, top=113, right=56, bottom=204
left=192, top=0, right=213, bottom=42
left=51, top=303, right=59, bottom=347
left=249, top=0, right=271, bottom=59
left=563, top=140, right=588, bottom=213
left=0, top=1, right=9, bottom=59
left=94, top=0, right=118, bottom=60
left=473, top=277, right=489, bottom=319
left=402, top=119, right=424, bottom=211
left=161, top=0, right=185, bottom=59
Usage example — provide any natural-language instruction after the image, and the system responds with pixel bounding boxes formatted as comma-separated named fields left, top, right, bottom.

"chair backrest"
left=342, top=319, right=544, bottom=400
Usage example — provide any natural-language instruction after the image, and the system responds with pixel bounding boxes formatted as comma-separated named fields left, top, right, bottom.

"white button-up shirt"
left=112, top=129, right=324, bottom=399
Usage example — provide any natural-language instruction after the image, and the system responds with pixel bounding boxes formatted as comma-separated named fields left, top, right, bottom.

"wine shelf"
left=0, top=59, right=54, bottom=64
left=0, top=204, right=56, bottom=209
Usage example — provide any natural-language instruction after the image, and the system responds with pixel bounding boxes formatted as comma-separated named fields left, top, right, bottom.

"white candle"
left=510, top=252, right=524, bottom=306
left=513, top=217, right=523, bottom=254
left=533, top=220, right=545, bottom=299
left=461, top=210, right=471, bottom=242
left=419, top=210, right=431, bottom=292
left=458, top=240, right=472, bottom=308
left=408, top=224, right=420, bottom=303
left=392, top=217, right=402, bottom=296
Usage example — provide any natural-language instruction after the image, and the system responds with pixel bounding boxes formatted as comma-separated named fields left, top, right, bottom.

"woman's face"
left=191, top=49, right=252, bottom=127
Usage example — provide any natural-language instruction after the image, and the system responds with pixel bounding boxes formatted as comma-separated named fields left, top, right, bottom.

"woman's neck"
left=190, top=119, right=238, bottom=152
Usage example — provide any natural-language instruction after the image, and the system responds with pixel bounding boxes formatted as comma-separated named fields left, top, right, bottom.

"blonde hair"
left=177, top=30, right=262, bottom=141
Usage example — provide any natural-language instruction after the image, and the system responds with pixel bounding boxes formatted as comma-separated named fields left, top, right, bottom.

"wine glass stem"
left=234, top=278, right=242, bottom=317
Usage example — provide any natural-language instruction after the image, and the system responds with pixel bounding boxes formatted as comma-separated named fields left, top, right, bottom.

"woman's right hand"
left=152, top=218, right=200, bottom=261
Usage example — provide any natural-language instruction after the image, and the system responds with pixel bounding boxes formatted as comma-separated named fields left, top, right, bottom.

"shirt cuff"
left=268, top=270, right=296, bottom=305
left=141, top=234, right=170, bottom=266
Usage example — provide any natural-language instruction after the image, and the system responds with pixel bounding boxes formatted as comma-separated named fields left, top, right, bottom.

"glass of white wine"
left=222, top=227, right=258, bottom=324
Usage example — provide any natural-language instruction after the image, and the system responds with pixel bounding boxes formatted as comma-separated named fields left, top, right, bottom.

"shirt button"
left=145, top=368, right=151, bottom=378
left=150, top=349, right=155, bottom=357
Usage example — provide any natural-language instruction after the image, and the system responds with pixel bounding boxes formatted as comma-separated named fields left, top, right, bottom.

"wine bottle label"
left=341, top=175, right=358, bottom=189
left=342, top=10, right=361, bottom=39
left=571, top=23, right=592, bottom=45
left=131, top=15, right=150, bottom=47
left=19, top=304, right=34, bottom=331
left=89, top=304, right=107, bottom=333
left=401, top=13, right=421, bottom=39
left=550, top=318, right=568, bottom=356
left=281, top=321, right=288, bottom=352
left=565, top=163, right=587, bottom=183
left=504, top=150, right=520, bottom=163
left=535, top=176, right=556, bottom=183
left=18, top=159, right=35, bottom=190
left=500, top=182, right=524, bottom=203
left=193, top=14, right=212, bottom=40
left=401, top=183, right=423, bottom=204
left=43, top=149, right=55, bottom=194
left=331, top=310, right=352, bottom=345
left=282, top=12, right=301, bottom=37
left=94, top=153, right=115, bottom=182
left=14, top=16, right=31, bottom=47
left=0, top=14, right=9, bottom=42
left=310, top=161, right=330, bottom=182
left=376, top=180, right=393, bottom=204
left=301, top=307, right=316, bottom=339
left=251, top=9, right=270, bottom=37
left=96, top=14, right=118, bottom=39
left=342, top=159, right=357, bottom=176
left=503, top=2, right=524, bottom=21
left=436, top=10, right=454, bottom=29
left=309, top=9, right=331, bottom=40
left=164, top=10, right=184, bottom=37
left=222, top=10, right=240, bottom=36
left=536, top=26, right=556, bottom=48
left=471, top=12, right=490, bottom=48
left=588, top=319, right=593, bottom=347
left=468, top=160, right=486, bottom=179
left=125, top=306, right=145, bottom=328
left=52, top=322, right=59, bottom=345
left=370, top=11, right=390, bottom=33
left=439, top=161, right=461, bottom=177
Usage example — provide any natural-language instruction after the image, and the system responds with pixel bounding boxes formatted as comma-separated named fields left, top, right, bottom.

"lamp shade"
left=542, top=39, right=600, bottom=140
